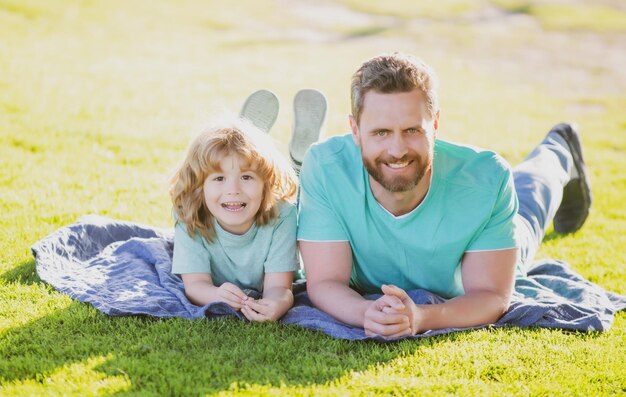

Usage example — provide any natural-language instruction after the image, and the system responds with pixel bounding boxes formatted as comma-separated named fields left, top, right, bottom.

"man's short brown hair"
left=351, top=52, right=439, bottom=125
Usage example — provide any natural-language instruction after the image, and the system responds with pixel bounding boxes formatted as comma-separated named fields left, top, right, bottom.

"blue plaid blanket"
left=32, top=215, right=626, bottom=341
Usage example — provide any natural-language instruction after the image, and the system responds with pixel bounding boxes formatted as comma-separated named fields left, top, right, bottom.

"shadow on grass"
left=0, top=296, right=434, bottom=394
left=0, top=258, right=40, bottom=285
left=2, top=258, right=430, bottom=393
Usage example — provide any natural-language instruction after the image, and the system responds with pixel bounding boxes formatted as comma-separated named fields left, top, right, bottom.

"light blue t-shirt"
left=297, top=134, right=521, bottom=298
left=172, top=201, right=299, bottom=293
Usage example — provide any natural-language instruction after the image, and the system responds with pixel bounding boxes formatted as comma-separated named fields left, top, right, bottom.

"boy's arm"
left=181, top=273, right=247, bottom=309
left=241, top=271, right=294, bottom=322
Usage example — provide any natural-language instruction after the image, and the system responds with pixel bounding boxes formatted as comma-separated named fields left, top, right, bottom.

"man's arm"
left=300, top=241, right=411, bottom=337
left=384, top=248, right=517, bottom=334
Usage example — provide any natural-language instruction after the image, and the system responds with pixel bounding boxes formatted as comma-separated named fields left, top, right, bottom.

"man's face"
left=350, top=89, right=438, bottom=194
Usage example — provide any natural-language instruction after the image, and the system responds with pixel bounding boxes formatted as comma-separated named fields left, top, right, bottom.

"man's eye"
left=407, top=128, right=418, bottom=134
left=376, top=130, right=387, bottom=137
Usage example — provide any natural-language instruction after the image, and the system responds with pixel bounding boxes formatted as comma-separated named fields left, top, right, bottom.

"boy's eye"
left=213, top=176, right=224, bottom=182
left=241, top=175, right=253, bottom=181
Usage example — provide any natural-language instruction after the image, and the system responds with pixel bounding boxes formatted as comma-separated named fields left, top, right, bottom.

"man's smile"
left=385, top=160, right=412, bottom=170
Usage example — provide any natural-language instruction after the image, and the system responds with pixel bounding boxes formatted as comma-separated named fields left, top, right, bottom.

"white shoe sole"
left=290, top=89, right=327, bottom=165
left=239, top=89, right=279, bottom=133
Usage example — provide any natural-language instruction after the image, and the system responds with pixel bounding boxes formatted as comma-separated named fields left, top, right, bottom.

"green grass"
left=1, top=0, right=625, bottom=395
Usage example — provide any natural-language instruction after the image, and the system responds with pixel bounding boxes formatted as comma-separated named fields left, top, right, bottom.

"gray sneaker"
left=239, top=89, right=279, bottom=133
left=551, top=123, right=592, bottom=234
left=290, top=89, right=327, bottom=168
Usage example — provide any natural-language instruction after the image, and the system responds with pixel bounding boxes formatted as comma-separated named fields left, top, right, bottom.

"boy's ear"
left=349, top=115, right=360, bottom=146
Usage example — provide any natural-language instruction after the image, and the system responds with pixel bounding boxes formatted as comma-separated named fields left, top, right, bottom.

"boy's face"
left=203, top=154, right=264, bottom=235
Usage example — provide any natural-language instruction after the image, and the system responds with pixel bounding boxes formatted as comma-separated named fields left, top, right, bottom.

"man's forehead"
left=360, top=90, right=431, bottom=124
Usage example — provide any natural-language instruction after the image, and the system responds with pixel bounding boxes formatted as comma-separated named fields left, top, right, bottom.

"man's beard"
left=362, top=152, right=432, bottom=193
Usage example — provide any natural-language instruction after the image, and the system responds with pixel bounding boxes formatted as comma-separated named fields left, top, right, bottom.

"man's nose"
left=388, top=132, right=408, bottom=159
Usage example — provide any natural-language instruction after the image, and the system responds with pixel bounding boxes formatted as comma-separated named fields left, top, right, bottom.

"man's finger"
left=365, top=320, right=411, bottom=338
left=374, top=294, right=405, bottom=311
left=381, top=284, right=411, bottom=302
left=382, top=306, right=401, bottom=315
left=367, top=308, right=409, bottom=326
left=383, top=328, right=413, bottom=339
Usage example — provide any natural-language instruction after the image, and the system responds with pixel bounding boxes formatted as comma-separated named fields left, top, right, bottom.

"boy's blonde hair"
left=170, top=116, right=297, bottom=243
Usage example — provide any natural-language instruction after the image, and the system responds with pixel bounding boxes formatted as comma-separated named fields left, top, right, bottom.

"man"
left=297, top=52, right=592, bottom=338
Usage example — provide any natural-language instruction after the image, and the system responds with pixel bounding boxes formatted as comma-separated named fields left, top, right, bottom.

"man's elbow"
left=492, top=290, right=513, bottom=320
left=305, top=278, right=343, bottom=308
left=305, top=279, right=324, bottom=306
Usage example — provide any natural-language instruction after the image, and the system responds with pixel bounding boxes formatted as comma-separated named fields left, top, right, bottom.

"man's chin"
left=380, top=178, right=417, bottom=193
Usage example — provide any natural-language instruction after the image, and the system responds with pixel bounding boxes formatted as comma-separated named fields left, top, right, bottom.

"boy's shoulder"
left=277, top=200, right=296, bottom=219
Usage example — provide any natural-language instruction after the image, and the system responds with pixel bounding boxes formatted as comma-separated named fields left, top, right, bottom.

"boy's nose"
left=225, top=180, right=241, bottom=195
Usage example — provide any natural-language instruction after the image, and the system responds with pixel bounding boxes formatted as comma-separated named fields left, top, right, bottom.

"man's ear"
left=349, top=115, right=360, bottom=146
left=433, top=110, right=440, bottom=139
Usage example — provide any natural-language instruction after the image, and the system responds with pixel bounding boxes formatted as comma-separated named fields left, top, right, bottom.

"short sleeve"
left=171, top=221, right=212, bottom=274
left=297, top=147, right=349, bottom=242
left=467, top=164, right=520, bottom=251
left=263, top=203, right=300, bottom=273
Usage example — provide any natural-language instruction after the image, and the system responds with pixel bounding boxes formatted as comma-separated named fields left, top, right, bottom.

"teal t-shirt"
left=171, top=201, right=299, bottom=293
left=297, top=134, right=521, bottom=298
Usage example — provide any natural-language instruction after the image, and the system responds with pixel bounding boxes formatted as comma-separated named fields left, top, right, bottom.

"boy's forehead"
left=210, top=152, right=258, bottom=172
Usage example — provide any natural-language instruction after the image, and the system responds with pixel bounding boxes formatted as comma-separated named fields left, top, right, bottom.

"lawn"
left=1, top=0, right=625, bottom=395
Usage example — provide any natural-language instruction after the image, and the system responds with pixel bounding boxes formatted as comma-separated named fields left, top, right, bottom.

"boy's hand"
left=215, top=282, right=248, bottom=310
left=241, top=297, right=289, bottom=322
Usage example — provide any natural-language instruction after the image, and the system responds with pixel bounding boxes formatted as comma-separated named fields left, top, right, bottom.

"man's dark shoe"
left=551, top=123, right=592, bottom=234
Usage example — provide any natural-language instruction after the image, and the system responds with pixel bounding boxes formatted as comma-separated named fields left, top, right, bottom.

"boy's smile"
left=203, top=154, right=264, bottom=235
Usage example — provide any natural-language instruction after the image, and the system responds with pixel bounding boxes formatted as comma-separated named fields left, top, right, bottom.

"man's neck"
left=369, top=169, right=432, bottom=217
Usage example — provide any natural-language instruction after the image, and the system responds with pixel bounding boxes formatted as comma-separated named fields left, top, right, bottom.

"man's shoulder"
left=435, top=140, right=512, bottom=188
left=307, top=133, right=357, bottom=164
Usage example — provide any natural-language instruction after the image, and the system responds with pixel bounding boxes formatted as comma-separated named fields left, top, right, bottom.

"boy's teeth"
left=222, top=202, right=246, bottom=211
